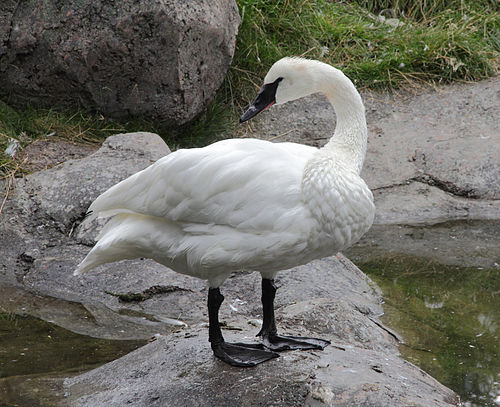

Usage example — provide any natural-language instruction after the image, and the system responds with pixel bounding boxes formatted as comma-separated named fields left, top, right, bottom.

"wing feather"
left=89, top=139, right=317, bottom=233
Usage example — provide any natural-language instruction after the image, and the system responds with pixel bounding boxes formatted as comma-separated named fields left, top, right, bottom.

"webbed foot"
left=212, top=342, right=279, bottom=367
left=262, top=334, right=330, bottom=351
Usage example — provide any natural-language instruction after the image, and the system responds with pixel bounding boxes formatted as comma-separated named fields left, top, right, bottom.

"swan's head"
left=240, top=57, right=323, bottom=123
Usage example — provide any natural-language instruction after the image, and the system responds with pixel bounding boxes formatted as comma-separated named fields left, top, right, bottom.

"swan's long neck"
left=315, top=66, right=367, bottom=173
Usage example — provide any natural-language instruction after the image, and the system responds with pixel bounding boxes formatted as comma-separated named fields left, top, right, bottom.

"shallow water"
left=0, top=313, right=145, bottom=379
left=347, top=220, right=500, bottom=407
left=0, top=312, right=145, bottom=406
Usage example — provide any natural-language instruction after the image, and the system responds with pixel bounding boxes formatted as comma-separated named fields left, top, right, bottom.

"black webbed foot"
left=261, top=334, right=330, bottom=352
left=258, top=279, right=330, bottom=353
left=211, top=342, right=279, bottom=367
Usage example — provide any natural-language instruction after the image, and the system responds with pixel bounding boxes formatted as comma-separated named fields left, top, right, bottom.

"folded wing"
left=89, top=138, right=317, bottom=233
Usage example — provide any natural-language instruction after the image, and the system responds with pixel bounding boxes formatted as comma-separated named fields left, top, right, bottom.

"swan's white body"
left=75, top=58, right=375, bottom=288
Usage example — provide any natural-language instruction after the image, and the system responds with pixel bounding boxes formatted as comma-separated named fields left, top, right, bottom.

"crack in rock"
left=412, top=149, right=482, bottom=199
left=373, top=174, right=482, bottom=199
left=412, top=173, right=481, bottom=199
left=105, top=285, right=193, bottom=303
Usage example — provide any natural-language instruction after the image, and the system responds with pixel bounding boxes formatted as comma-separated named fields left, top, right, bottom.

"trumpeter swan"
left=75, top=57, right=375, bottom=367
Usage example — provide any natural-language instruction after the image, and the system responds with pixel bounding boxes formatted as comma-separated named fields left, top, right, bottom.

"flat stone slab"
left=65, top=328, right=457, bottom=407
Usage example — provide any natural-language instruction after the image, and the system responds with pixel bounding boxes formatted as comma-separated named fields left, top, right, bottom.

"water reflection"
left=0, top=285, right=153, bottom=405
left=358, top=256, right=499, bottom=407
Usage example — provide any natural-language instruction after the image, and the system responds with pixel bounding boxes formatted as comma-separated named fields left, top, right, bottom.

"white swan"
left=75, top=57, right=375, bottom=367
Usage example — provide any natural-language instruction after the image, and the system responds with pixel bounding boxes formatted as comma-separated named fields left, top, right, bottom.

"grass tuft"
left=350, top=0, right=498, bottom=21
left=0, top=100, right=158, bottom=179
left=0, top=95, right=237, bottom=181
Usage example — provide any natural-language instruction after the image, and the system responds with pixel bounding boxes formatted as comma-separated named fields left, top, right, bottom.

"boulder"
left=12, top=132, right=170, bottom=234
left=0, top=0, right=240, bottom=125
left=0, top=132, right=458, bottom=406
left=64, top=326, right=457, bottom=407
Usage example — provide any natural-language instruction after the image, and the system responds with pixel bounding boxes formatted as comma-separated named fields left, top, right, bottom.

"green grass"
left=1, top=0, right=499, bottom=180
left=351, top=0, right=498, bottom=21
left=230, top=0, right=499, bottom=106
left=0, top=100, right=156, bottom=179
left=0, top=96, right=232, bottom=180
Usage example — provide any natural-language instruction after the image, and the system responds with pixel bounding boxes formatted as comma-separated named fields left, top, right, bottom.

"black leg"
left=207, top=287, right=279, bottom=367
left=257, top=278, right=331, bottom=351
left=208, top=287, right=225, bottom=346
left=257, top=279, right=278, bottom=337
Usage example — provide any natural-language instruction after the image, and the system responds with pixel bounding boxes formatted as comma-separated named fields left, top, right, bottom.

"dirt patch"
left=18, top=139, right=98, bottom=172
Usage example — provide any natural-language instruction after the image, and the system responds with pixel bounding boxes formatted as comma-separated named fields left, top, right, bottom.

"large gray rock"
left=0, top=0, right=240, bottom=125
left=1, top=132, right=169, bottom=287
left=64, top=327, right=457, bottom=407
left=12, top=132, right=170, bottom=234
left=0, top=132, right=458, bottom=406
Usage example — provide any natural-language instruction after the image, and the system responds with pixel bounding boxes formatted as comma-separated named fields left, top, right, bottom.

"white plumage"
left=75, top=57, right=376, bottom=366
left=75, top=57, right=375, bottom=289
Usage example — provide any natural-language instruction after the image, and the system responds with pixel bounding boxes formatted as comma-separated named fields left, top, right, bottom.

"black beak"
left=240, top=77, right=283, bottom=123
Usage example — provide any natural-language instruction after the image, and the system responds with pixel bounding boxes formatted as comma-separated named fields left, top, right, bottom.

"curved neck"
left=314, top=67, right=367, bottom=174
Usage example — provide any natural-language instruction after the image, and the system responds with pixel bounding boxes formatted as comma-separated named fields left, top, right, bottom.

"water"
left=347, top=221, right=500, bottom=407
left=0, top=313, right=145, bottom=379
left=0, top=290, right=147, bottom=407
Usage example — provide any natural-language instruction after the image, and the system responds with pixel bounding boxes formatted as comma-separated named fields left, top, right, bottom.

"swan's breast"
left=302, top=156, right=375, bottom=253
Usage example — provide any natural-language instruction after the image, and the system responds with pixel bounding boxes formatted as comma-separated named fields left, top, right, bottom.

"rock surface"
left=0, top=0, right=240, bottom=125
left=0, top=132, right=459, bottom=406
left=65, top=325, right=456, bottom=407
left=243, top=76, right=500, bottom=205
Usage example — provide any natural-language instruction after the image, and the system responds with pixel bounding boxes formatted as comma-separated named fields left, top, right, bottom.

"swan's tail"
left=74, top=214, right=133, bottom=275
left=74, top=253, right=107, bottom=276
left=74, top=214, right=147, bottom=275
left=73, top=213, right=181, bottom=276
